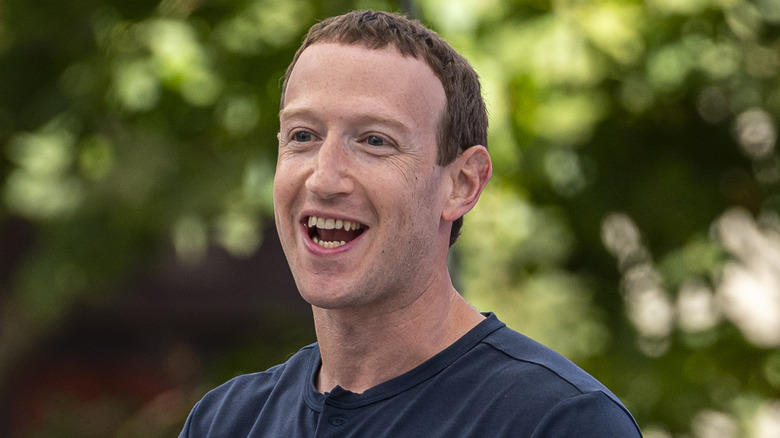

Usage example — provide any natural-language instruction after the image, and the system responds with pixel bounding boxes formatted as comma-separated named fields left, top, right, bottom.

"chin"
left=297, top=284, right=356, bottom=310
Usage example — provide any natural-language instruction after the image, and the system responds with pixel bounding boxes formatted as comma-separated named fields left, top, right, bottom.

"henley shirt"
left=180, top=313, right=642, bottom=437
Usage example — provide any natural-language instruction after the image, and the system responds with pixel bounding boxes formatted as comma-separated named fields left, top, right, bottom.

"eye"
left=293, top=131, right=313, bottom=142
left=365, top=135, right=386, bottom=147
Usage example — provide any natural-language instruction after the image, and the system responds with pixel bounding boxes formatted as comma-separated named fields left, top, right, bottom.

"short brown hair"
left=280, top=10, right=488, bottom=246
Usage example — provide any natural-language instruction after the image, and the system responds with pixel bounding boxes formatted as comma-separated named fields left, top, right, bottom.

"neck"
left=312, top=281, right=484, bottom=394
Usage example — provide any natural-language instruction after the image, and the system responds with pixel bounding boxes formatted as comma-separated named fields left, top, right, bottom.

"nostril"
left=305, top=167, right=353, bottom=199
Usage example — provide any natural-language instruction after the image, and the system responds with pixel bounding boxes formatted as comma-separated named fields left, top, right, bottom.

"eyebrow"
left=279, top=106, right=412, bottom=135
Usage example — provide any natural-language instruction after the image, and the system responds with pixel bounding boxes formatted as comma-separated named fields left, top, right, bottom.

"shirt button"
left=328, top=416, right=349, bottom=426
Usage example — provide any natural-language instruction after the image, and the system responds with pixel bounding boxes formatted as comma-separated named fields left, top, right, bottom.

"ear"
left=442, top=146, right=492, bottom=222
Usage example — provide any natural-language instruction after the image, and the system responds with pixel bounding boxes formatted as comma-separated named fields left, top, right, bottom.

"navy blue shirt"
left=180, top=314, right=641, bottom=437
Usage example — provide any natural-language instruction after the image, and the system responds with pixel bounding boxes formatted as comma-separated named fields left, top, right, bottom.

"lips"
left=306, top=215, right=366, bottom=249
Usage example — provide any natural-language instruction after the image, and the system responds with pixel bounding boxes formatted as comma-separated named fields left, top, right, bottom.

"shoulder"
left=202, top=343, right=314, bottom=403
left=530, top=390, right=642, bottom=436
left=481, top=325, right=612, bottom=394
left=471, top=324, right=641, bottom=435
left=180, top=343, right=317, bottom=437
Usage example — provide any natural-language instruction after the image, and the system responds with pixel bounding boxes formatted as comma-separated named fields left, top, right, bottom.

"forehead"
left=281, top=43, right=445, bottom=133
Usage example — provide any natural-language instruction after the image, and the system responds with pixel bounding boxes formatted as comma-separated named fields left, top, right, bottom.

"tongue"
left=318, top=228, right=361, bottom=242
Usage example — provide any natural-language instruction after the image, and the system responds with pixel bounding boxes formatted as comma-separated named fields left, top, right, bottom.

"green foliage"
left=2, top=0, right=780, bottom=436
left=446, top=0, right=780, bottom=435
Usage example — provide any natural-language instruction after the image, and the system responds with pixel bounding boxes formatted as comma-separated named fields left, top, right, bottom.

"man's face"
left=274, top=43, right=451, bottom=312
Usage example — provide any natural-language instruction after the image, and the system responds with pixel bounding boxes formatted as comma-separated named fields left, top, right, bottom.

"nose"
left=304, top=136, right=353, bottom=199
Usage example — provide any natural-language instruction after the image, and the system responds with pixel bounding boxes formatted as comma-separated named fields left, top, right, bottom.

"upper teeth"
left=307, top=215, right=363, bottom=231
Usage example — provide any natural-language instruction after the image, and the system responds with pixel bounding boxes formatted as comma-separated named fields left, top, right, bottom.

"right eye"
left=293, top=131, right=313, bottom=142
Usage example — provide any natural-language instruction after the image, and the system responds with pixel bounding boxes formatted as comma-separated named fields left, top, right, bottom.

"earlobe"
left=442, top=146, right=492, bottom=222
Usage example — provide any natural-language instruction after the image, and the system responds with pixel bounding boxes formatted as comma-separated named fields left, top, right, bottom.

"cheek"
left=388, top=173, right=446, bottom=237
left=416, top=170, right=447, bottom=213
left=271, top=184, right=288, bottom=236
left=273, top=161, right=302, bottom=203
left=272, top=173, right=301, bottom=232
left=272, top=178, right=286, bottom=213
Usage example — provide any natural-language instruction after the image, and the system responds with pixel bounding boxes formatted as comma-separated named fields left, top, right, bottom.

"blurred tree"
left=1, top=0, right=779, bottom=436
left=438, top=0, right=780, bottom=435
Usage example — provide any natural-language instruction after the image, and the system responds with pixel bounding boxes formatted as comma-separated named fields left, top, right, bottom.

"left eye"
left=293, top=131, right=313, bottom=142
left=366, top=135, right=385, bottom=146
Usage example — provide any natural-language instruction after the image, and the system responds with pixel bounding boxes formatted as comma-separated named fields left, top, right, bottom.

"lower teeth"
left=313, top=236, right=346, bottom=249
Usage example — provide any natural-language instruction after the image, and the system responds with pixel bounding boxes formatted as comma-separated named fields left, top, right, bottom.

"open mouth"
left=306, top=215, right=366, bottom=249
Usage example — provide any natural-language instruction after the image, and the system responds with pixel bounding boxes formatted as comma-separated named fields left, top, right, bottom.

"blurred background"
left=0, top=0, right=779, bottom=436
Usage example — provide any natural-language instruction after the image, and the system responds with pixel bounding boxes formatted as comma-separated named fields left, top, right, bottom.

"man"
left=180, top=10, right=642, bottom=437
